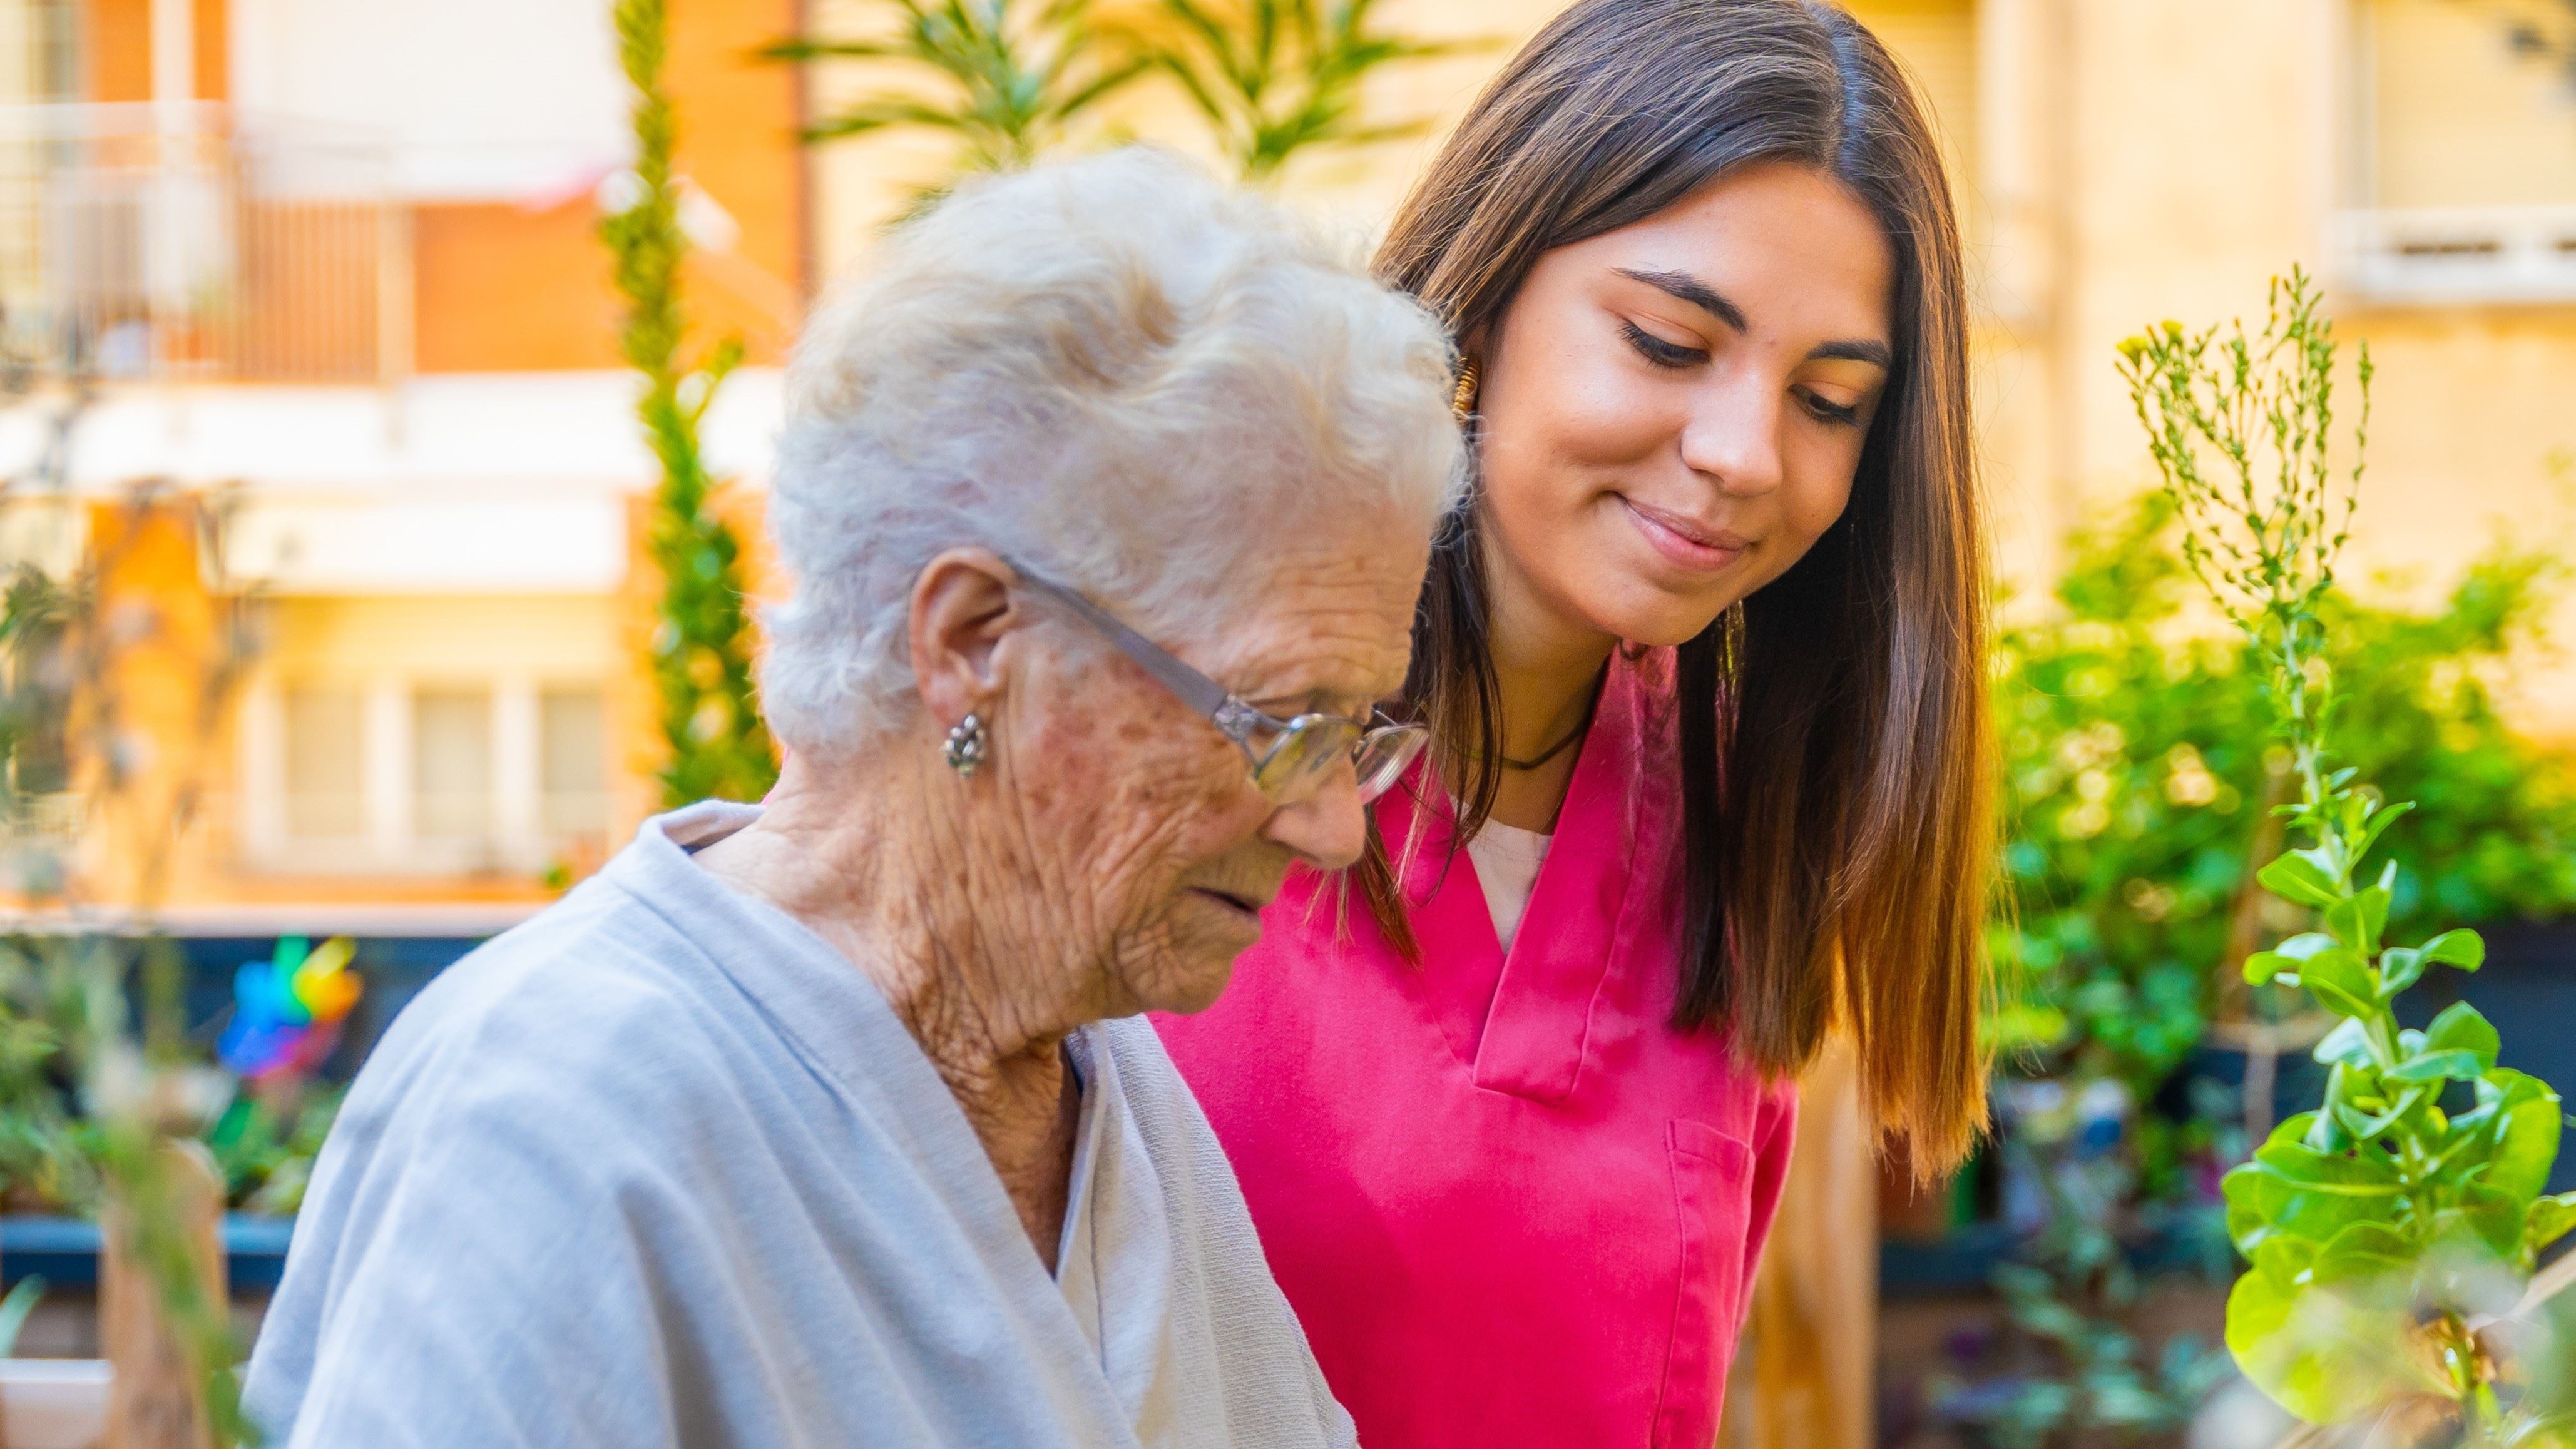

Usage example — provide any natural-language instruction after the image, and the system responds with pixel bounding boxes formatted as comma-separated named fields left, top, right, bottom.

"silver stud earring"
left=942, top=712, right=988, bottom=777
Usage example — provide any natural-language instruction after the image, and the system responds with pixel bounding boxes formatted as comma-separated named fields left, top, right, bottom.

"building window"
left=284, top=685, right=365, bottom=838
left=243, top=594, right=620, bottom=876
left=2366, top=0, right=2576, bottom=209
left=251, top=673, right=610, bottom=873
left=2339, top=0, right=2576, bottom=302
left=412, top=688, right=493, bottom=841
left=539, top=687, right=607, bottom=838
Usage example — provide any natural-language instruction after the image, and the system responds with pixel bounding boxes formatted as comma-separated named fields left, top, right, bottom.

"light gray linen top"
left=242, top=801, right=1356, bottom=1449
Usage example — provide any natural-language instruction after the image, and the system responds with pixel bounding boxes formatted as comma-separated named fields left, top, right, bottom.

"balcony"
left=0, top=101, right=409, bottom=387
left=2331, top=204, right=2576, bottom=306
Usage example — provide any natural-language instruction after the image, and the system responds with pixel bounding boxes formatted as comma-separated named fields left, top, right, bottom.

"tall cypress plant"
left=606, top=0, right=779, bottom=809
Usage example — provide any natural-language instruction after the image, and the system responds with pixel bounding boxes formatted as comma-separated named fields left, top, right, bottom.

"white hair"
left=759, top=148, right=1466, bottom=755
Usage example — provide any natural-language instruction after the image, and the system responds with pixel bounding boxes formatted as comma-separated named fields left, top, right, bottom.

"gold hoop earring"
left=1450, top=363, right=1479, bottom=423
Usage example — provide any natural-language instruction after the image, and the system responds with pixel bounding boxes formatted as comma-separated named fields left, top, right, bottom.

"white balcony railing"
left=0, top=102, right=409, bottom=385
left=2331, top=204, right=2576, bottom=305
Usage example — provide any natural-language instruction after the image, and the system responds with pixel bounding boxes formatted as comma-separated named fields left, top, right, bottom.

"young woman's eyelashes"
left=1798, top=389, right=1864, bottom=428
left=1620, top=318, right=1871, bottom=430
left=1620, top=318, right=1705, bottom=370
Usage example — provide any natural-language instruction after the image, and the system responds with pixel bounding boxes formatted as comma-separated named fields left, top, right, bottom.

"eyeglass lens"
left=1250, top=721, right=1348, bottom=801
left=1252, top=721, right=1426, bottom=805
left=1352, top=728, right=1426, bottom=802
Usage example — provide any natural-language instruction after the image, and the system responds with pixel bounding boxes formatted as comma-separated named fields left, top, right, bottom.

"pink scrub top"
left=1153, top=647, right=1796, bottom=1449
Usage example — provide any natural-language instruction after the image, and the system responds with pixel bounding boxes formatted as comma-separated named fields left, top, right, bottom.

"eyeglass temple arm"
left=1004, top=562, right=1235, bottom=721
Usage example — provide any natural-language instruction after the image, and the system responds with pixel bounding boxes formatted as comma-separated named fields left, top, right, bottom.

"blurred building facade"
left=4, top=0, right=2573, bottom=923
left=0, top=0, right=801, bottom=926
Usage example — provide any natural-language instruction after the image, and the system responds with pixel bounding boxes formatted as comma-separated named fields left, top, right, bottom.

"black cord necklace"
left=1500, top=685, right=1601, bottom=771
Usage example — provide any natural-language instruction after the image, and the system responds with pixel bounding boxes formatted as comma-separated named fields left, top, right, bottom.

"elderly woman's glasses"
left=1005, top=561, right=1428, bottom=805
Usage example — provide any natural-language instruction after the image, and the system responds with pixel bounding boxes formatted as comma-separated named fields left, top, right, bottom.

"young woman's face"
left=1474, top=161, right=1897, bottom=649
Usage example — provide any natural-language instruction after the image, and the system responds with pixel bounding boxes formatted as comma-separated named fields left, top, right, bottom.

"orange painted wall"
left=412, top=201, right=800, bottom=374
left=86, top=0, right=148, bottom=101
left=81, top=0, right=225, bottom=101
left=411, top=0, right=807, bottom=373
left=667, top=0, right=805, bottom=296
left=414, top=201, right=626, bottom=372
left=193, top=0, right=228, bottom=103
left=78, top=496, right=233, bottom=908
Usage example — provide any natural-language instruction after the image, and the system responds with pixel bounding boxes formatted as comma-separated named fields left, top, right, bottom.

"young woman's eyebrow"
left=1809, top=338, right=1893, bottom=369
left=1617, top=267, right=1893, bottom=369
left=1616, top=267, right=1747, bottom=331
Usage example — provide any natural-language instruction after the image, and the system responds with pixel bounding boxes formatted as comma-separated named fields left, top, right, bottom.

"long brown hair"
left=1362, top=0, right=1992, bottom=1172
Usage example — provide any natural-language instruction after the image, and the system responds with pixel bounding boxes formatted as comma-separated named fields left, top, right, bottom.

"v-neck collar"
left=1381, top=649, right=1675, bottom=1105
left=1056, top=1028, right=1165, bottom=1415
left=609, top=804, right=1145, bottom=1424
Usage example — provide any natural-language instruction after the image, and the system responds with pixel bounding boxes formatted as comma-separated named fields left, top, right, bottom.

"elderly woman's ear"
left=905, top=548, right=1021, bottom=746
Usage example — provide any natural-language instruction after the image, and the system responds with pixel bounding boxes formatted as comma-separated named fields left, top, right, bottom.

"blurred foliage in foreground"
left=0, top=503, right=270, bottom=1441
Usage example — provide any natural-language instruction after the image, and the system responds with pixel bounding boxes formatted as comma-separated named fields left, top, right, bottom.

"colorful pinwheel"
left=218, top=936, right=363, bottom=1082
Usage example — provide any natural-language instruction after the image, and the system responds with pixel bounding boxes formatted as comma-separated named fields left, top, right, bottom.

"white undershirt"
left=1466, top=820, right=1553, bottom=953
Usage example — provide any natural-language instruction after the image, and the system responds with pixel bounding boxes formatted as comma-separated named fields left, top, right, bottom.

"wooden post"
left=1720, top=1037, right=1877, bottom=1449
left=102, top=1140, right=225, bottom=1449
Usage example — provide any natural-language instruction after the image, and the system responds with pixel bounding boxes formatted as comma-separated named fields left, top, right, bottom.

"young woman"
left=1153, top=1, right=1991, bottom=1445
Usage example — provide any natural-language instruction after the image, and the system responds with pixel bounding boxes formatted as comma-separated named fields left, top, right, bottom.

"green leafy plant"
left=0, top=1274, right=46, bottom=1356
left=765, top=0, right=1150, bottom=179
left=1, top=562, right=74, bottom=826
left=2120, top=271, right=2575, bottom=1443
left=0, top=939, right=92, bottom=1213
left=1970, top=504, right=2576, bottom=1448
left=1142, top=0, right=1481, bottom=181
left=606, top=0, right=779, bottom=810
left=769, top=0, right=1478, bottom=190
left=1993, top=499, right=2576, bottom=1182
left=205, top=1085, right=342, bottom=1217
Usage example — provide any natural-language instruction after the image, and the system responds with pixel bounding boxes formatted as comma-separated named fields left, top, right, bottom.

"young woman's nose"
left=1676, top=374, right=1788, bottom=499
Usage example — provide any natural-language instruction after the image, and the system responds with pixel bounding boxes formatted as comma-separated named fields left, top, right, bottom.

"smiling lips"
left=1617, top=495, right=1751, bottom=572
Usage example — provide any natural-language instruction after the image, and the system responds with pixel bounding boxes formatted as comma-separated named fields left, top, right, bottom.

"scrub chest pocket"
left=1652, top=1119, right=1756, bottom=1449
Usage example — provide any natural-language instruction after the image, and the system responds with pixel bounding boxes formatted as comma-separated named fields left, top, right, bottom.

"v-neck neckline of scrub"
left=1382, top=650, right=1665, bottom=1104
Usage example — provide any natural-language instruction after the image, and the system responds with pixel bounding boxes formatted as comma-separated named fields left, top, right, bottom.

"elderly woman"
left=242, top=150, right=1463, bottom=1448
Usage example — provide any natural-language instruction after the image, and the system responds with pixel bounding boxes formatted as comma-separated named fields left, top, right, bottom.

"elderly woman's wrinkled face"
left=995, top=525, right=1428, bottom=1017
